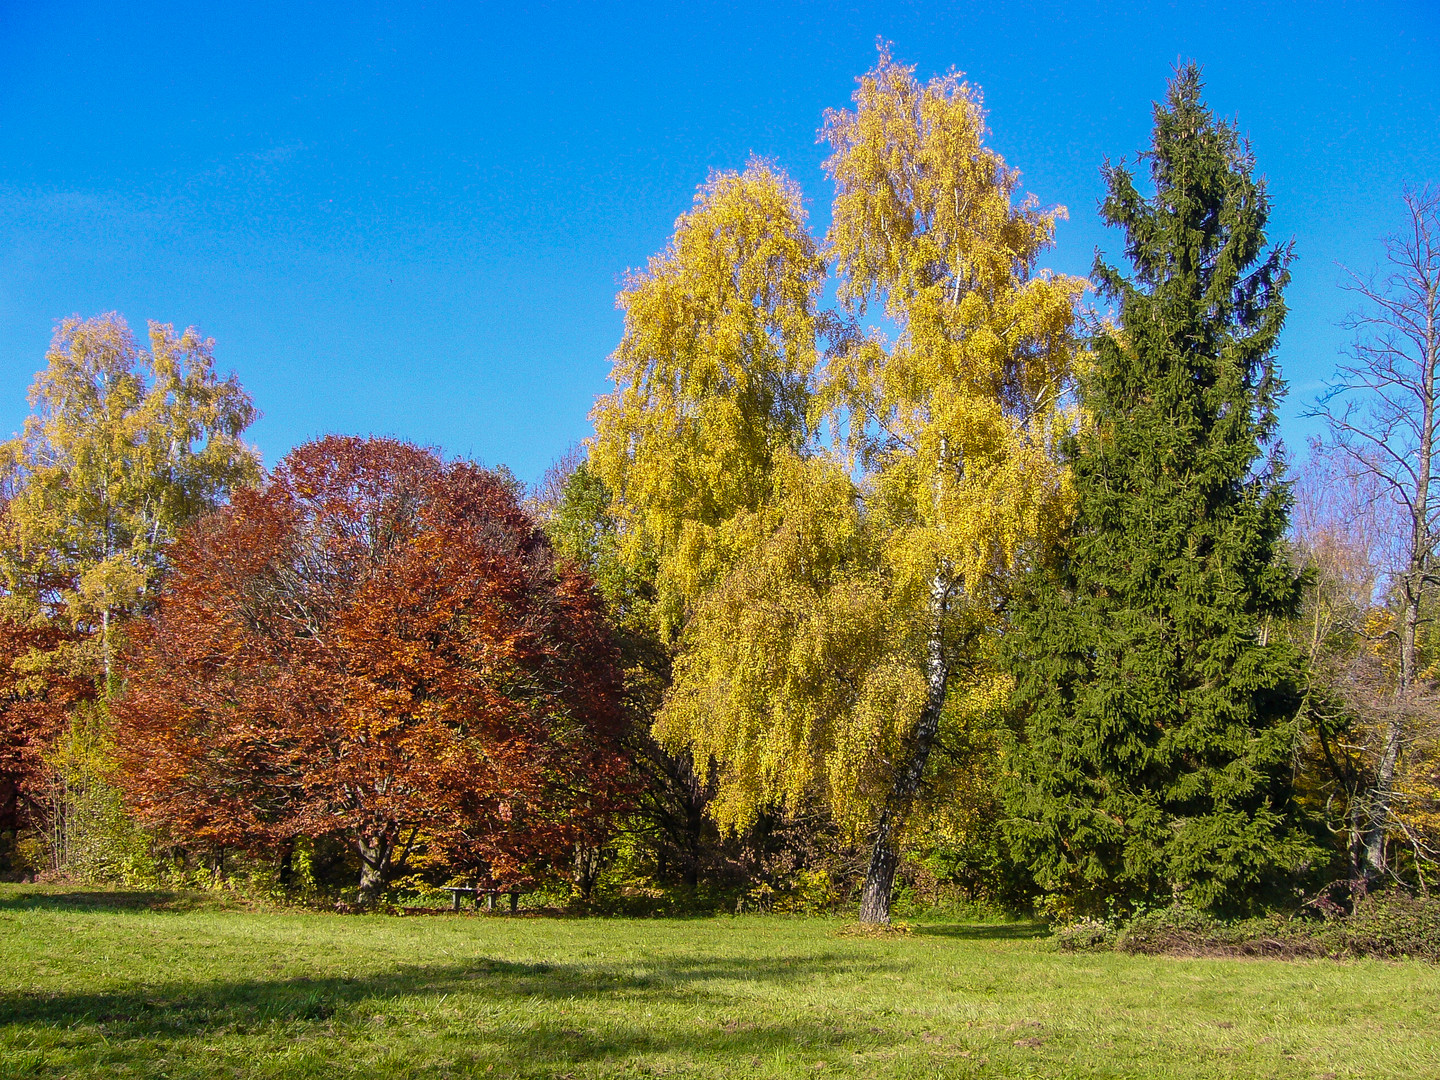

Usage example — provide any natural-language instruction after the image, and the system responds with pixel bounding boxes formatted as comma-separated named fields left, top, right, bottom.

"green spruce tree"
left=1004, top=65, right=1318, bottom=915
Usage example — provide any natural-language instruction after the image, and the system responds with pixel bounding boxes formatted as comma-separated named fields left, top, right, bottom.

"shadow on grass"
left=0, top=952, right=910, bottom=1071
left=911, top=920, right=1048, bottom=941
left=0, top=888, right=246, bottom=915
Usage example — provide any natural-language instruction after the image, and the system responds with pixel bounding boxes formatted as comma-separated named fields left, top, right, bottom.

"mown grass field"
left=2, top=885, right=1437, bottom=1079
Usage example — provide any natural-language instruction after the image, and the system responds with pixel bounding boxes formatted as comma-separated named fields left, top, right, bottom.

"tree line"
left=0, top=55, right=1434, bottom=924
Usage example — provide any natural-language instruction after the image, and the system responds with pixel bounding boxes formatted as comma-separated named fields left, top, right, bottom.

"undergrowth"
left=1055, top=891, right=1440, bottom=961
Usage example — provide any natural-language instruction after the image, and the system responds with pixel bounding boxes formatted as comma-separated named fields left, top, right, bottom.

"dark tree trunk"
left=859, top=809, right=902, bottom=924
left=0, top=777, right=18, bottom=837
left=574, top=841, right=602, bottom=900
left=356, top=829, right=396, bottom=907
left=683, top=798, right=703, bottom=889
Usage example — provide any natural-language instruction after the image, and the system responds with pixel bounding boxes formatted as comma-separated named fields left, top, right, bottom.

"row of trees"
left=575, top=56, right=1438, bottom=921
left=0, top=323, right=630, bottom=905
left=0, top=55, right=1434, bottom=922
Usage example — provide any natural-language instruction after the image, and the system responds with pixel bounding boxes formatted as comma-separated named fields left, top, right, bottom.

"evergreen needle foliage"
left=1003, top=65, right=1319, bottom=915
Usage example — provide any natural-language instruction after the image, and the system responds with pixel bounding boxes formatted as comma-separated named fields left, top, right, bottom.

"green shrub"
left=1058, top=893, right=1440, bottom=962
left=1054, top=916, right=1115, bottom=951
left=1341, top=893, right=1440, bottom=961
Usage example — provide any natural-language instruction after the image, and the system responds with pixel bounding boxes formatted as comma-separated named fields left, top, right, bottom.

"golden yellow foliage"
left=594, top=53, right=1084, bottom=874
left=656, top=448, right=1019, bottom=839
left=590, top=162, right=825, bottom=639
left=654, top=452, right=905, bottom=832
left=822, top=49, right=1085, bottom=599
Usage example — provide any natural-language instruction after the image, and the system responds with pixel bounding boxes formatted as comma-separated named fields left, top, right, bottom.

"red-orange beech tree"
left=0, top=608, right=93, bottom=858
left=114, top=436, right=630, bottom=905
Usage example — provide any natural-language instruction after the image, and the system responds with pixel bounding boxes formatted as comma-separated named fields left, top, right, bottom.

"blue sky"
left=0, top=0, right=1434, bottom=480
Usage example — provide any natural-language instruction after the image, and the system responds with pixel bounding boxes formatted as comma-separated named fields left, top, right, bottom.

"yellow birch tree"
left=594, top=54, right=1083, bottom=923
left=1, top=313, right=260, bottom=686
left=649, top=53, right=1084, bottom=923
left=589, top=161, right=826, bottom=638
left=821, top=52, right=1084, bottom=920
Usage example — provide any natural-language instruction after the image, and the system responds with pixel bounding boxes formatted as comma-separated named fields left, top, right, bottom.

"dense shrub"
left=1057, top=893, right=1440, bottom=961
left=1339, top=892, right=1440, bottom=961
left=1116, top=905, right=1304, bottom=958
left=1054, top=916, right=1115, bottom=951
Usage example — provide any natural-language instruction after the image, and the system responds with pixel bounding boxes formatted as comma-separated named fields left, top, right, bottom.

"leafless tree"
left=526, top=443, right=587, bottom=522
left=1311, top=185, right=1440, bottom=882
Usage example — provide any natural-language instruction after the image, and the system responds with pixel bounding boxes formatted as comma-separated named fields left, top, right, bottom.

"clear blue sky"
left=0, top=0, right=1434, bottom=480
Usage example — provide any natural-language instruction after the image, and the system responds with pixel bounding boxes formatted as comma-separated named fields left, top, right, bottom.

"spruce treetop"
left=1092, top=64, right=1290, bottom=478
left=1005, top=64, right=1315, bottom=914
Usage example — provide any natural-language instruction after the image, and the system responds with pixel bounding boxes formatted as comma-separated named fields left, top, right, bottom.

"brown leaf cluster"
left=0, top=614, right=94, bottom=837
left=114, top=436, right=629, bottom=889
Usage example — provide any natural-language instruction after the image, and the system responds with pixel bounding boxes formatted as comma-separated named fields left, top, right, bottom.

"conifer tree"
left=1004, top=66, right=1318, bottom=914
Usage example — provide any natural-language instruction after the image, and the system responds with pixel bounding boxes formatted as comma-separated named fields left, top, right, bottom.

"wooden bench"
left=446, top=886, right=521, bottom=913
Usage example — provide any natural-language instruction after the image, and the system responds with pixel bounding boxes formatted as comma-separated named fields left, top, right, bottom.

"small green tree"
left=1004, top=66, right=1318, bottom=914
left=544, top=461, right=720, bottom=889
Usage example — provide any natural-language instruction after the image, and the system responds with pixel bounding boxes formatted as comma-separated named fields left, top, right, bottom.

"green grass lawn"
left=1, top=885, right=1437, bottom=1079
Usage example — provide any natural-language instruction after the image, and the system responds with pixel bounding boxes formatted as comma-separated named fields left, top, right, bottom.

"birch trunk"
left=858, top=575, right=950, bottom=924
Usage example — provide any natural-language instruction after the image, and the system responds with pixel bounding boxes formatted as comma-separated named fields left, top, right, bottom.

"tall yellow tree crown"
left=590, top=161, right=825, bottom=636
left=822, top=51, right=1085, bottom=597
left=592, top=51, right=1085, bottom=921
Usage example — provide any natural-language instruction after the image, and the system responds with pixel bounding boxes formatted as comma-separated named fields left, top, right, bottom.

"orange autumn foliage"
left=0, top=495, right=98, bottom=851
left=114, top=436, right=629, bottom=902
left=0, top=617, right=94, bottom=846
